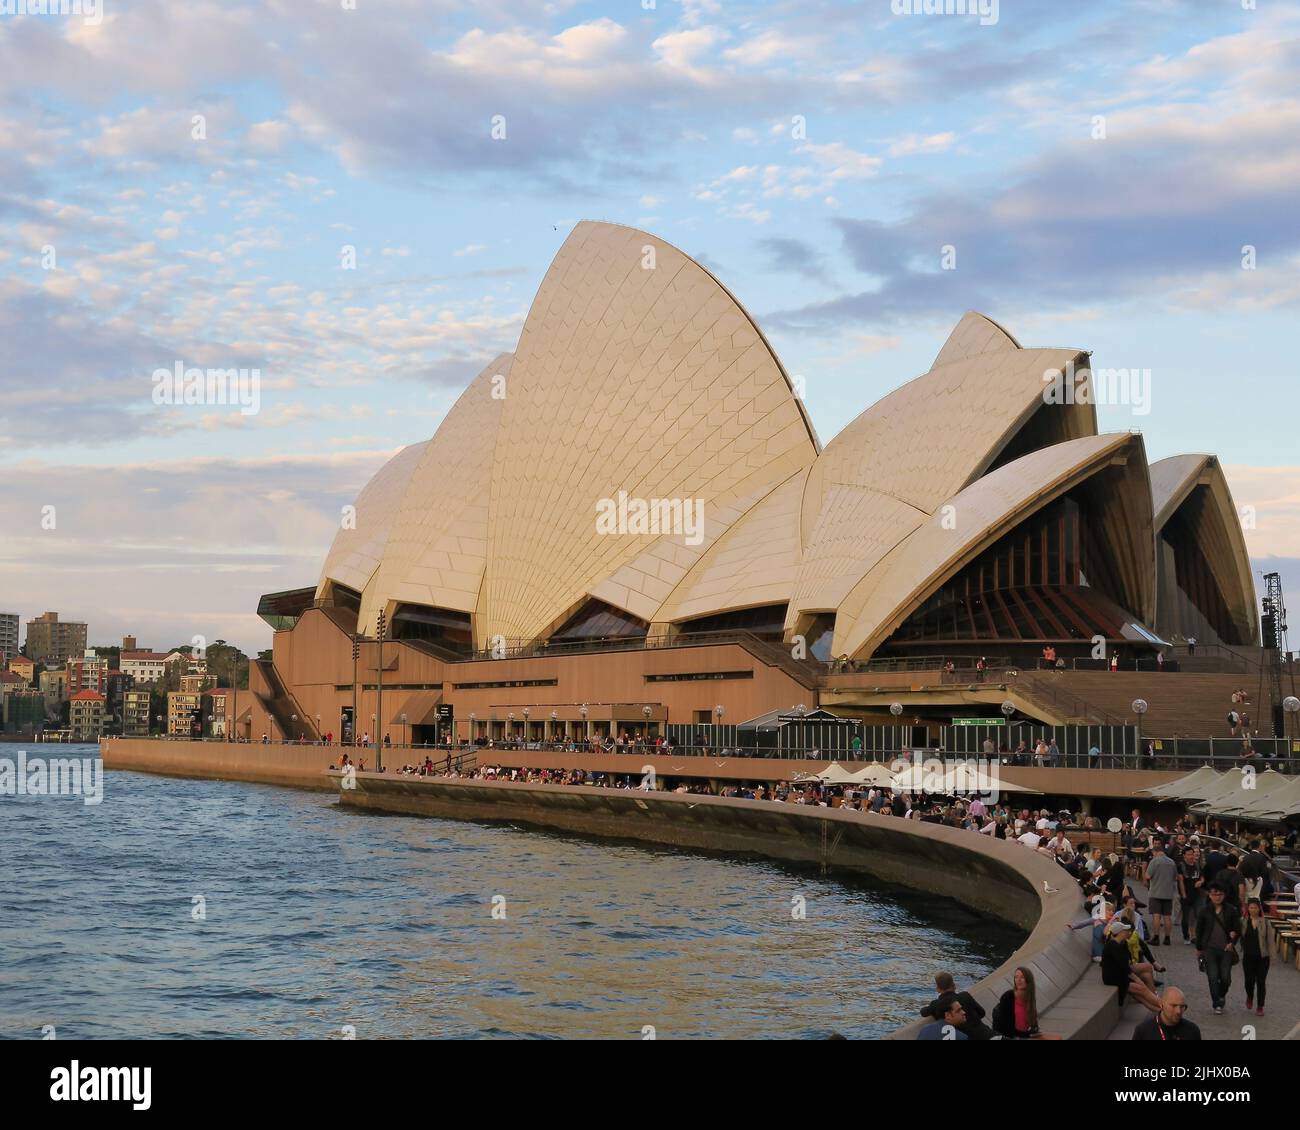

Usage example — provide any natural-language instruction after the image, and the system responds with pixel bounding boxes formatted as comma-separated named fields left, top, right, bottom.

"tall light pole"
left=508, top=711, right=515, bottom=745
left=1284, top=697, right=1299, bottom=769
left=401, top=711, right=408, bottom=748
left=469, top=711, right=476, bottom=745
left=351, top=636, right=360, bottom=745
left=642, top=704, right=652, bottom=742
left=523, top=706, right=531, bottom=743
left=376, top=609, right=387, bottom=771
left=550, top=709, right=558, bottom=745
left=580, top=703, right=589, bottom=744
left=1132, top=698, right=1148, bottom=768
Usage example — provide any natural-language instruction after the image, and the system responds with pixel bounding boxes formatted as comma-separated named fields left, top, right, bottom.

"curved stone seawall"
left=100, top=739, right=1108, bottom=1038
left=336, top=772, right=1104, bottom=1039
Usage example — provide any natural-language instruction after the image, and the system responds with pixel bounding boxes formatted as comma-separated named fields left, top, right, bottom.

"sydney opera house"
left=245, top=222, right=1260, bottom=748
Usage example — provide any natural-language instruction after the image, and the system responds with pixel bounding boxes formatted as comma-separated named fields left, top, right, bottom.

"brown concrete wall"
left=274, top=607, right=813, bottom=738
left=102, top=738, right=337, bottom=790
left=335, top=773, right=1102, bottom=1039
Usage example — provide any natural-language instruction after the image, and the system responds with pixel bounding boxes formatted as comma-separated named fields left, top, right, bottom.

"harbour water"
left=1, top=750, right=1020, bottom=1039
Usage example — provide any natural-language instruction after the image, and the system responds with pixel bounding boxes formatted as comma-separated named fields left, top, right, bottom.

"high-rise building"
left=0, top=612, right=18, bottom=664
left=24, top=612, right=88, bottom=665
left=122, top=635, right=137, bottom=652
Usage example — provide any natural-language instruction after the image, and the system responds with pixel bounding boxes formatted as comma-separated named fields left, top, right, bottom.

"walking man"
left=1143, top=839, right=1178, bottom=946
left=1195, top=886, right=1241, bottom=1014
left=1177, top=845, right=1203, bottom=945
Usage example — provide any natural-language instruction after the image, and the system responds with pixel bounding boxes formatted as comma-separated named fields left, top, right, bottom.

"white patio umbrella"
left=849, top=763, right=896, bottom=787
left=811, top=763, right=861, bottom=785
left=1140, top=765, right=1223, bottom=800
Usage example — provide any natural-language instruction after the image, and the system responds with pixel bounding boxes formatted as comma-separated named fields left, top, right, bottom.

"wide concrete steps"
left=1049, top=671, right=1262, bottom=737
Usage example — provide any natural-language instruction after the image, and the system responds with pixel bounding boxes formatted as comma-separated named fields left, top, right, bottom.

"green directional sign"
left=951, top=717, right=1006, bottom=726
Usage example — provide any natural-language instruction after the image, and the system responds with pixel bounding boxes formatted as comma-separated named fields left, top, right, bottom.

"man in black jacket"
left=1195, top=886, right=1241, bottom=1014
left=1132, top=986, right=1201, bottom=1040
left=919, top=972, right=994, bottom=1040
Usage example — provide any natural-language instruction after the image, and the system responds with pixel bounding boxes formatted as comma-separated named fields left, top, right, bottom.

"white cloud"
left=888, top=132, right=956, bottom=157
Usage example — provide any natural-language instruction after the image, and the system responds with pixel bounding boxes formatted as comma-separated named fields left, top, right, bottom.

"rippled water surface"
left=0, top=751, right=1021, bottom=1039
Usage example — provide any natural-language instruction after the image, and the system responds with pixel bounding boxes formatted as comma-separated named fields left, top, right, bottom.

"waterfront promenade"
left=1108, top=876, right=1300, bottom=1040
left=100, top=736, right=1190, bottom=798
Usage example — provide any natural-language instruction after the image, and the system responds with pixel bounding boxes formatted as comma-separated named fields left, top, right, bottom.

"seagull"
left=1043, top=881, right=1060, bottom=893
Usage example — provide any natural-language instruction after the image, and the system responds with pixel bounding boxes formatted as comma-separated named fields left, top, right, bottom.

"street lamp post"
left=376, top=610, right=387, bottom=771
left=1284, top=698, right=1300, bottom=768
left=401, top=712, right=408, bottom=749
left=642, top=704, right=652, bottom=743
left=1132, top=698, right=1148, bottom=768
left=580, top=703, right=589, bottom=744
left=469, top=711, right=476, bottom=746
left=523, top=706, right=531, bottom=743
left=550, top=709, right=558, bottom=744
left=351, top=636, right=360, bottom=746
left=290, top=713, right=298, bottom=742
left=508, top=712, right=515, bottom=745
left=889, top=701, right=904, bottom=758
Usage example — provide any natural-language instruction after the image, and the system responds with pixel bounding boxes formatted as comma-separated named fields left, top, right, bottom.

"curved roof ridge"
left=833, top=432, right=1147, bottom=659
left=931, top=310, right=1022, bottom=370
left=569, top=220, right=820, bottom=452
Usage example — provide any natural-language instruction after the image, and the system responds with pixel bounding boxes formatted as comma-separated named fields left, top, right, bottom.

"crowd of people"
left=915, top=820, right=1293, bottom=1040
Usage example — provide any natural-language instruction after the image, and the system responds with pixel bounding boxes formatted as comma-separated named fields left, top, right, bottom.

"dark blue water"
left=0, top=751, right=1019, bottom=1039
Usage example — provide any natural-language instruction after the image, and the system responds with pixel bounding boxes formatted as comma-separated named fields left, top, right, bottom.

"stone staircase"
left=1043, top=670, right=1261, bottom=737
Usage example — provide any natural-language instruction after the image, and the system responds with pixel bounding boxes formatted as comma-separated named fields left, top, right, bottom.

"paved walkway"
left=1107, top=877, right=1300, bottom=1039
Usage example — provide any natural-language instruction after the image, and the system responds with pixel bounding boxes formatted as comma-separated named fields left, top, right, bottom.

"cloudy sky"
left=1, top=0, right=1298, bottom=656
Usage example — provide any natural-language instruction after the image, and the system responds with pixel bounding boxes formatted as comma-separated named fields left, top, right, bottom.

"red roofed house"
left=69, top=689, right=106, bottom=741
left=8, top=655, right=35, bottom=684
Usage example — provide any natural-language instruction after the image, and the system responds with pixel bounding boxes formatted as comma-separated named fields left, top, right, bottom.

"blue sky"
left=2, top=0, right=1298, bottom=654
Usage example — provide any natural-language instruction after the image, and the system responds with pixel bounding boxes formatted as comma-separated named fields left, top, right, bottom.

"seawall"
left=102, top=737, right=337, bottom=790
left=336, top=771, right=1105, bottom=1039
left=100, top=737, right=1109, bottom=1038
